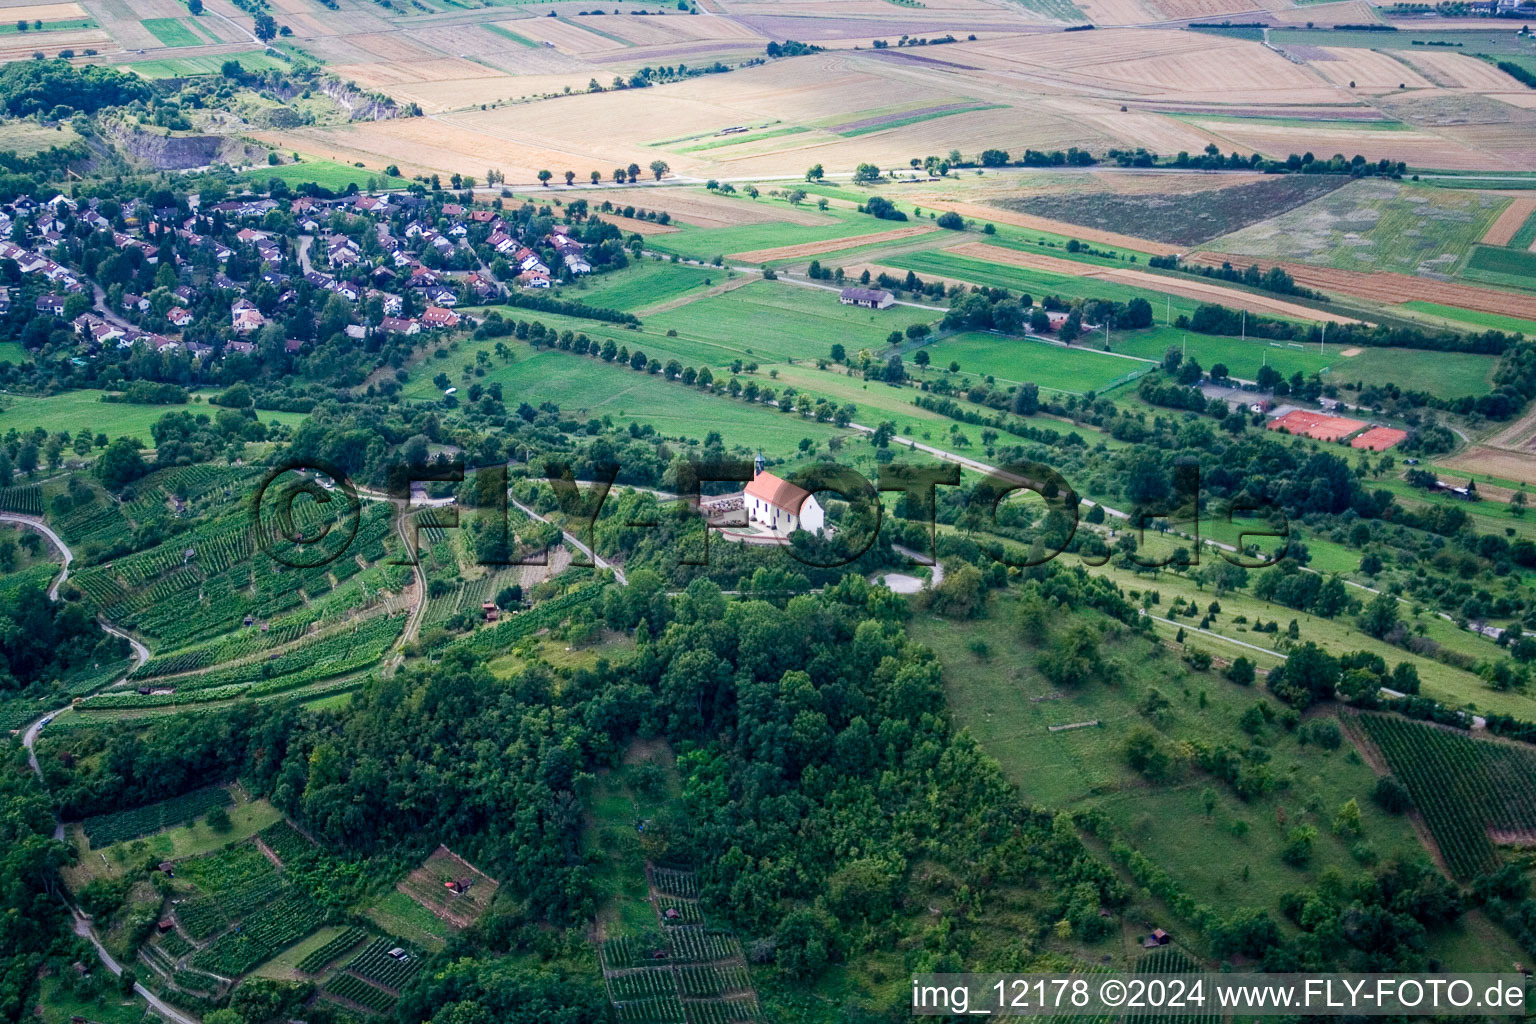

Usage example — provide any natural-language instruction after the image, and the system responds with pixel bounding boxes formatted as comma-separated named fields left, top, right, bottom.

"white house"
left=839, top=286, right=894, bottom=310
left=743, top=455, right=824, bottom=538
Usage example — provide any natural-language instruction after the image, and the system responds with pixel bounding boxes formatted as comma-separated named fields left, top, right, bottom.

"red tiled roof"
left=745, top=471, right=810, bottom=514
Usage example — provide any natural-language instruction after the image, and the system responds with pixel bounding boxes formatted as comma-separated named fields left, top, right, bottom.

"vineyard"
left=0, top=484, right=41, bottom=516
left=80, top=613, right=404, bottom=709
left=175, top=844, right=284, bottom=940
left=346, top=937, right=424, bottom=990
left=80, top=787, right=234, bottom=847
left=323, top=971, right=397, bottom=1014
left=601, top=867, right=759, bottom=1022
left=297, top=926, right=370, bottom=974
left=258, top=819, right=319, bottom=865
left=70, top=500, right=398, bottom=652
left=1358, top=714, right=1536, bottom=878
left=439, top=581, right=605, bottom=657
left=189, top=887, right=326, bottom=975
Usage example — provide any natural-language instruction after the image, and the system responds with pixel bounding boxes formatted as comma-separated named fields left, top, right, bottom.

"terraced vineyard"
left=297, top=926, right=370, bottom=974
left=81, top=612, right=405, bottom=709
left=346, top=937, right=423, bottom=990
left=259, top=819, right=319, bottom=864
left=323, top=971, right=397, bottom=1013
left=1358, top=714, right=1536, bottom=878
left=189, top=887, right=326, bottom=975
left=79, top=787, right=234, bottom=846
left=601, top=867, right=759, bottom=1022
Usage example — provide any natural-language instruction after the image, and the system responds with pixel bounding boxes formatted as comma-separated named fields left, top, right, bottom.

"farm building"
left=839, top=287, right=894, bottom=310
left=744, top=455, right=825, bottom=538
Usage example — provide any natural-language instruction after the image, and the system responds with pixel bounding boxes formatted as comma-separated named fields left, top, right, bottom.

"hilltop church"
left=744, top=454, right=825, bottom=538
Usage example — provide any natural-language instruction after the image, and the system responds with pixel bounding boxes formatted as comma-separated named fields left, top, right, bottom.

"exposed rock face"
left=112, top=126, right=264, bottom=170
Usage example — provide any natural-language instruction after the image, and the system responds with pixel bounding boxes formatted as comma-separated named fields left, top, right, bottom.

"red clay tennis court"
left=1266, top=409, right=1367, bottom=442
left=1351, top=426, right=1408, bottom=451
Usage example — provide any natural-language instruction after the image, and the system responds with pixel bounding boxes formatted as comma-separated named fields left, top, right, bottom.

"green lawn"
left=73, top=796, right=284, bottom=882
left=0, top=342, right=31, bottom=366
left=917, top=332, right=1149, bottom=394
left=363, top=889, right=449, bottom=950
left=0, top=390, right=306, bottom=445
left=1327, top=345, right=1496, bottom=397
left=141, top=17, right=201, bottom=47
left=34, top=978, right=149, bottom=1024
left=245, top=159, right=387, bottom=192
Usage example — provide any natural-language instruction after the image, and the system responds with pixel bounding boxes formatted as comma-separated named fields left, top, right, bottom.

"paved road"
left=72, top=909, right=200, bottom=1024
left=4, top=515, right=174, bottom=1016
left=509, top=494, right=628, bottom=586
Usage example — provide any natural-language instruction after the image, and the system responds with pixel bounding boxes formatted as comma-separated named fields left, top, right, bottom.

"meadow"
left=643, top=279, right=935, bottom=363
left=406, top=339, right=850, bottom=457
left=911, top=596, right=1429, bottom=926
left=917, top=332, right=1148, bottom=394
left=887, top=249, right=1212, bottom=322
left=1207, top=179, right=1508, bottom=278
left=563, top=258, right=715, bottom=313
left=0, top=391, right=305, bottom=444
left=647, top=206, right=916, bottom=263
left=1397, top=300, right=1536, bottom=336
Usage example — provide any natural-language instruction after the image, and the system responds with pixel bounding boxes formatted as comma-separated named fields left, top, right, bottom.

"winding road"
left=2, top=516, right=184, bottom=1022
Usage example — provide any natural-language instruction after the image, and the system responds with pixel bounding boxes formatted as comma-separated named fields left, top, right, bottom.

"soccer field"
left=918, top=332, right=1149, bottom=394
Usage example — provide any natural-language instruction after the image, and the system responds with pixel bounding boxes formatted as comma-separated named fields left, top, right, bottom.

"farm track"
left=3, top=516, right=193, bottom=1021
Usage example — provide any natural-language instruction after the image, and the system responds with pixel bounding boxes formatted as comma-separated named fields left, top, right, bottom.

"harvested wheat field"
left=591, top=212, right=679, bottom=235
left=947, top=242, right=1361, bottom=322
left=1304, top=48, right=1433, bottom=93
left=728, top=224, right=936, bottom=262
left=2, top=0, right=82, bottom=17
left=1266, top=0, right=1377, bottom=23
left=1399, top=50, right=1528, bottom=92
left=1191, top=252, right=1536, bottom=320
left=1442, top=448, right=1536, bottom=487
left=1197, top=120, right=1502, bottom=170
left=1482, top=197, right=1536, bottom=247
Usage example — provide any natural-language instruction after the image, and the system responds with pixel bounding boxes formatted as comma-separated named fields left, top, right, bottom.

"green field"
left=888, top=249, right=1217, bottom=323
left=406, top=338, right=849, bottom=456
left=1464, top=244, right=1536, bottom=291
left=0, top=390, right=306, bottom=444
left=1398, top=299, right=1536, bottom=336
left=675, top=125, right=812, bottom=153
left=1208, top=178, right=1507, bottom=277
left=647, top=203, right=910, bottom=262
left=245, top=159, right=386, bottom=192
left=918, top=332, right=1148, bottom=394
left=562, top=258, right=715, bottom=313
left=833, top=103, right=1004, bottom=138
left=1114, top=330, right=1331, bottom=381
left=0, top=342, right=31, bottom=366
left=1328, top=345, right=1496, bottom=397
left=141, top=17, right=202, bottom=47
left=124, top=50, right=288, bottom=78
left=0, top=121, right=82, bottom=158
left=644, top=278, right=935, bottom=363
left=0, top=18, right=94, bottom=34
